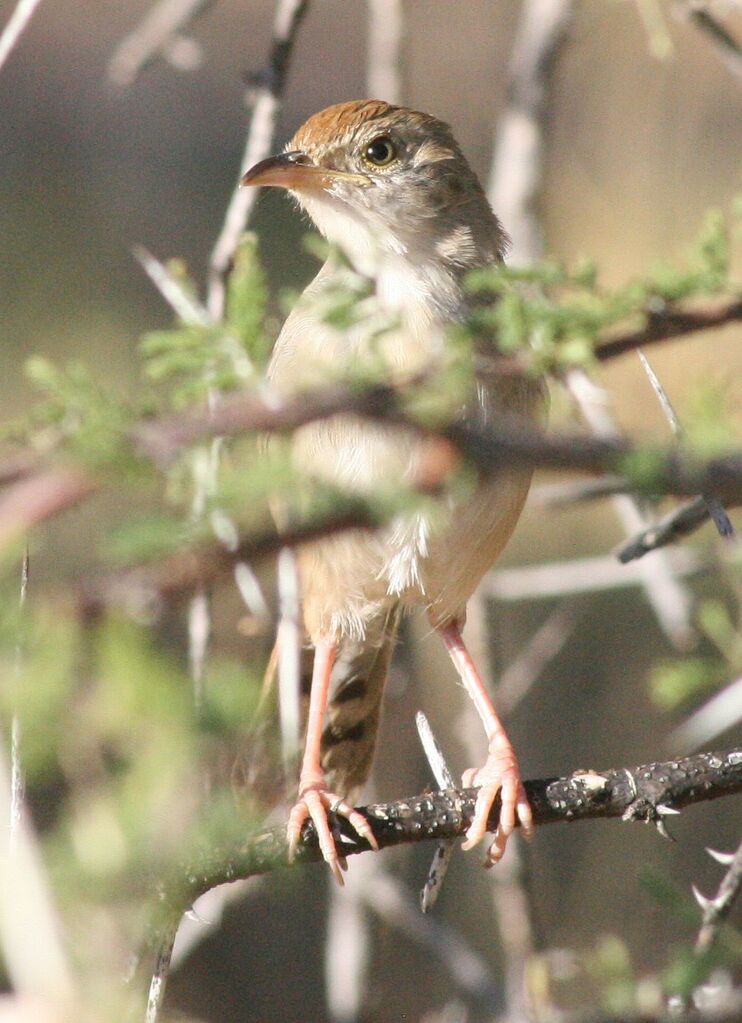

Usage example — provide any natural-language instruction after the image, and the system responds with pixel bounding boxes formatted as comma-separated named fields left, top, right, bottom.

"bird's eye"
left=363, top=136, right=397, bottom=167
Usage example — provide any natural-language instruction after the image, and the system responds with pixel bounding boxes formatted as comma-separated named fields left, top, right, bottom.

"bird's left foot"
left=461, top=742, right=533, bottom=867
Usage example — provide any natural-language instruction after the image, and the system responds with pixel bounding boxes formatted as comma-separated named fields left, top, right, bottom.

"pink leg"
left=286, top=636, right=379, bottom=884
left=438, top=622, right=533, bottom=866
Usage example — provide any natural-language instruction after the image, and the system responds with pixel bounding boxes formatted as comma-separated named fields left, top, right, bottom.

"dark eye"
left=363, top=136, right=397, bottom=167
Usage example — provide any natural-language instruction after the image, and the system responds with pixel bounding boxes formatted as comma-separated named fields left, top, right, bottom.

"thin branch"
left=487, top=0, right=574, bottom=263
left=694, top=836, right=742, bottom=953
left=675, top=0, right=742, bottom=82
left=670, top=674, right=742, bottom=751
left=638, top=349, right=737, bottom=544
left=145, top=922, right=178, bottom=1023
left=365, top=0, right=404, bottom=104
left=206, top=0, right=310, bottom=320
left=594, top=296, right=742, bottom=363
left=108, top=0, right=214, bottom=87
left=416, top=712, right=456, bottom=913
left=497, top=599, right=583, bottom=715
left=0, top=0, right=44, bottom=75
left=10, top=548, right=29, bottom=854
left=161, top=748, right=742, bottom=902
left=565, top=367, right=696, bottom=649
left=0, top=736, right=74, bottom=1001
left=615, top=496, right=730, bottom=562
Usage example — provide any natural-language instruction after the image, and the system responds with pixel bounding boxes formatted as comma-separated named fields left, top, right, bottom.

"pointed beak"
left=241, top=151, right=370, bottom=191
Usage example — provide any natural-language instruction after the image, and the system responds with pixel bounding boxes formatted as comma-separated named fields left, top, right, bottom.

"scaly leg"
left=438, top=622, right=533, bottom=866
left=286, top=636, right=379, bottom=884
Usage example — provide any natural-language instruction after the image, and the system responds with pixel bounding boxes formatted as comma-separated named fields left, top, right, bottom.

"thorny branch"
left=162, top=748, right=742, bottom=906
left=695, top=836, right=742, bottom=954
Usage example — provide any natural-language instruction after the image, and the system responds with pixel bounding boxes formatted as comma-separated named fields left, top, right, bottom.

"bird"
left=241, top=100, right=545, bottom=882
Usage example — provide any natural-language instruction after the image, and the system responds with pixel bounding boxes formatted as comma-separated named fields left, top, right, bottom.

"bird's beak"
left=241, top=151, right=369, bottom=191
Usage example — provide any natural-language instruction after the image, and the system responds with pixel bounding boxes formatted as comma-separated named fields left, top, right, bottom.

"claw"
left=461, top=751, right=531, bottom=864
left=286, top=783, right=378, bottom=883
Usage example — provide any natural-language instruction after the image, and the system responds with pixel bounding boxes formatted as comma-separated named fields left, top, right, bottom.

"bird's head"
left=242, top=100, right=506, bottom=273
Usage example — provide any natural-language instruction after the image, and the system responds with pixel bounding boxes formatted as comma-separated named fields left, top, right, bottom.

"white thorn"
left=706, top=847, right=735, bottom=865
left=692, top=885, right=714, bottom=912
left=656, top=804, right=681, bottom=815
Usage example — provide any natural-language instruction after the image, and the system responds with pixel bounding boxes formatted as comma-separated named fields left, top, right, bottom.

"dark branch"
left=616, top=495, right=739, bottom=563
left=168, top=747, right=742, bottom=905
left=594, top=296, right=742, bottom=363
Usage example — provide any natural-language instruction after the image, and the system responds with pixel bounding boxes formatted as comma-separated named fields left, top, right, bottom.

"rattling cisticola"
left=242, top=100, right=545, bottom=881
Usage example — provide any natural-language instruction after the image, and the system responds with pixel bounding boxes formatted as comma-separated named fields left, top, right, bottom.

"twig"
left=615, top=496, right=725, bottom=562
left=674, top=0, right=742, bottom=82
left=0, top=0, right=44, bottom=75
left=497, top=599, right=583, bottom=715
left=159, top=748, right=742, bottom=901
left=108, top=0, right=214, bottom=87
left=484, top=550, right=701, bottom=602
left=145, top=922, right=178, bottom=1023
left=486, top=0, right=574, bottom=263
left=133, top=245, right=212, bottom=325
left=206, top=0, right=310, bottom=320
left=566, top=367, right=697, bottom=649
left=594, top=297, right=742, bottom=363
left=366, top=0, right=404, bottom=104
left=276, top=547, right=301, bottom=774
left=638, top=350, right=737, bottom=544
left=0, top=735, right=74, bottom=1001
left=416, top=712, right=457, bottom=913
left=9, top=549, right=29, bottom=854
left=694, top=835, right=742, bottom=953
left=531, top=475, right=631, bottom=506
left=669, top=674, right=742, bottom=750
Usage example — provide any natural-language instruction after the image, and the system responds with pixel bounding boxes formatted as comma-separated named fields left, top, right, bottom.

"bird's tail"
left=235, top=604, right=401, bottom=808
left=320, top=603, right=402, bottom=799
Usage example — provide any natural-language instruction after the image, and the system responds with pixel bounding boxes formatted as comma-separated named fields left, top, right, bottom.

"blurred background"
left=1, top=1, right=742, bottom=1021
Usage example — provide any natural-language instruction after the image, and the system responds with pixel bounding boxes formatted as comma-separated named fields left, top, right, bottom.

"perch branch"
left=164, top=748, right=742, bottom=903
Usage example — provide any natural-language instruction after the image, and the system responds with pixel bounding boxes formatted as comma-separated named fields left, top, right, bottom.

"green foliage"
left=140, top=237, right=270, bottom=407
left=464, top=208, right=735, bottom=373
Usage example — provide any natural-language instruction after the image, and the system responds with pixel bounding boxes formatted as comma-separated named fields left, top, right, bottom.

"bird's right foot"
left=287, top=781, right=379, bottom=885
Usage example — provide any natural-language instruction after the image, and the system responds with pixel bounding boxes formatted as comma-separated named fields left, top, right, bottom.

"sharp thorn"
left=655, top=819, right=676, bottom=842
left=706, top=847, right=735, bottom=865
left=656, top=804, right=681, bottom=816
left=692, top=884, right=714, bottom=912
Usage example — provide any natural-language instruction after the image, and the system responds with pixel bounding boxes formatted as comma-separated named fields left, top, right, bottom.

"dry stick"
left=108, top=0, right=215, bottom=87
left=674, top=0, right=742, bottom=83
left=206, top=0, right=310, bottom=321
left=366, top=0, right=404, bottom=104
left=416, top=712, right=457, bottom=914
left=566, top=368, right=697, bottom=649
left=0, top=733, right=74, bottom=1003
left=670, top=673, right=742, bottom=751
left=9, top=548, right=29, bottom=854
left=694, top=835, right=742, bottom=954
left=0, top=0, right=44, bottom=74
left=144, top=923, right=179, bottom=1023
left=160, top=748, right=742, bottom=901
left=637, top=349, right=736, bottom=543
